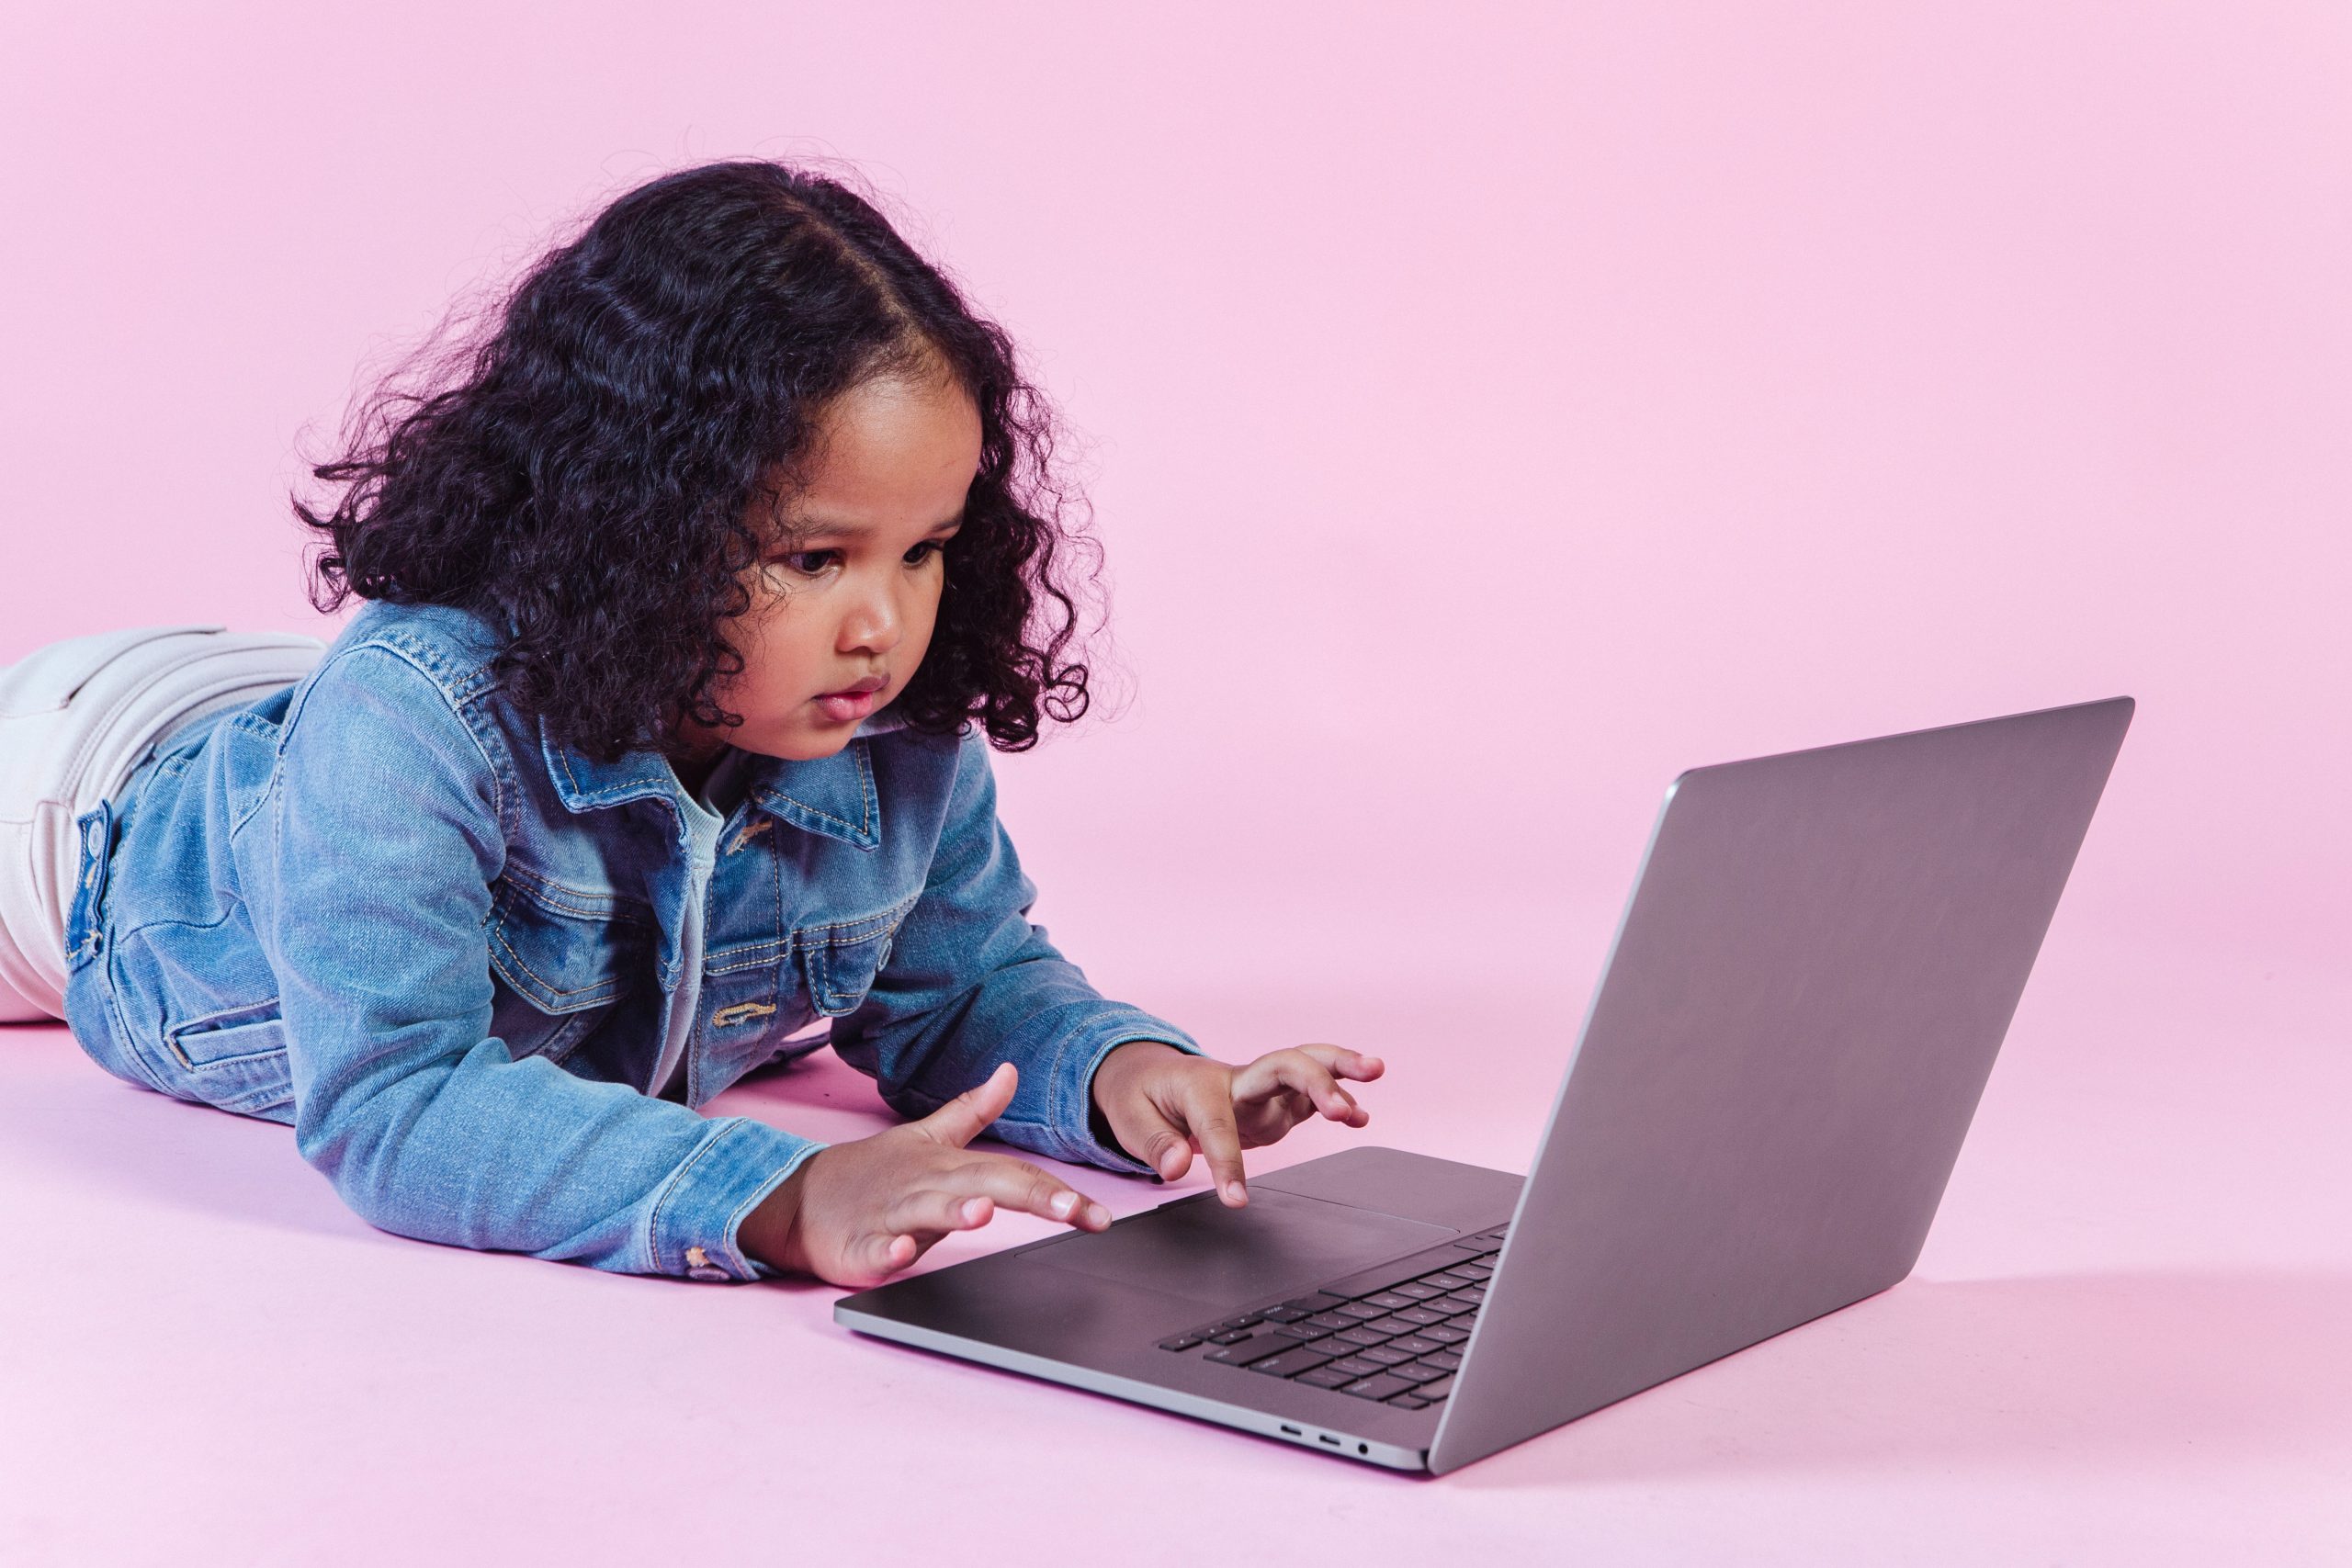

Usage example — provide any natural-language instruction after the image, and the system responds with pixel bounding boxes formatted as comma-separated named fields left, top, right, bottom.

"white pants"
left=0, top=626, right=327, bottom=1021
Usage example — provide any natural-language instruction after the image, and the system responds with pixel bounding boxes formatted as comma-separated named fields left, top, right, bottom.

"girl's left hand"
left=1089, top=1041, right=1385, bottom=1208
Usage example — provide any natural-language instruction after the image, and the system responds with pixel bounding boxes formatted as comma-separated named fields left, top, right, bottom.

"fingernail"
left=1050, top=1190, right=1078, bottom=1218
left=1224, top=1181, right=1247, bottom=1204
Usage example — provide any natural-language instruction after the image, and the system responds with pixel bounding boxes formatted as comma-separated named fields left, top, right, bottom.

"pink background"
left=3, top=4, right=2346, bottom=1562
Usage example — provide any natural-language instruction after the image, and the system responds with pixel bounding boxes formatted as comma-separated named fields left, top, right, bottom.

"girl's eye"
left=902, top=539, right=948, bottom=566
left=776, top=549, right=842, bottom=576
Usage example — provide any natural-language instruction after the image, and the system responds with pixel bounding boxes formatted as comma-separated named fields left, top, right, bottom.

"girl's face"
left=676, top=366, right=982, bottom=771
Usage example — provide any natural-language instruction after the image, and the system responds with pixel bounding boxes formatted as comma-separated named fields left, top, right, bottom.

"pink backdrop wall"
left=5, top=3, right=2344, bottom=990
left=2, top=6, right=2346, bottom=1562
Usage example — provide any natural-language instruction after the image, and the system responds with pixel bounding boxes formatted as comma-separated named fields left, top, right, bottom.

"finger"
left=1178, top=1080, right=1250, bottom=1206
left=1295, top=1043, right=1385, bottom=1082
left=1234, top=1050, right=1365, bottom=1126
left=857, top=1230, right=922, bottom=1280
left=937, top=1156, right=1112, bottom=1230
left=913, top=1062, right=1019, bottom=1149
left=1118, top=1098, right=1197, bottom=1183
left=881, top=1188, right=997, bottom=1238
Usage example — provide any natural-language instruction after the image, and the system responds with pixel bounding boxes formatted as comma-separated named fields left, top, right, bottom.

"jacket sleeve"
left=829, top=729, right=1201, bottom=1174
left=266, top=644, right=818, bottom=1280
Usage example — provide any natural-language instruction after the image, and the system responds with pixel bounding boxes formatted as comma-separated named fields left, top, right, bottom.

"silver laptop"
left=835, top=697, right=2134, bottom=1473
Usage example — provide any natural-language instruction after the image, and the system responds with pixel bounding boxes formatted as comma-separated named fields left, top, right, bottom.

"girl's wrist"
left=741, top=1164, right=812, bottom=1275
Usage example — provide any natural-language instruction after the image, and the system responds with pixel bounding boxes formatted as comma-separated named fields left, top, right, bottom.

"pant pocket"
left=163, top=1002, right=295, bottom=1118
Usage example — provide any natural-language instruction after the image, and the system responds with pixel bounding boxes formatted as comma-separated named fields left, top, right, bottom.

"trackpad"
left=1029, top=1187, right=1455, bottom=1306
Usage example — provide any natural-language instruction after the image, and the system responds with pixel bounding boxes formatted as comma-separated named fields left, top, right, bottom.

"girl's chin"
left=722, top=721, right=857, bottom=763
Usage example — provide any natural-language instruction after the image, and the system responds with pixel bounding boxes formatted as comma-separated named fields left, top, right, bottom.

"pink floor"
left=6, top=3, right=2348, bottom=1560
left=5, top=904, right=2345, bottom=1565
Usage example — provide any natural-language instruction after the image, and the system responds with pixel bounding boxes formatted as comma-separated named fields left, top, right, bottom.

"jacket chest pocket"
left=796, top=898, right=913, bottom=1018
left=486, top=873, right=653, bottom=1016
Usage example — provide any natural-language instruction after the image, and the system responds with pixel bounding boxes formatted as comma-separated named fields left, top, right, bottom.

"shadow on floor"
left=1446, top=1267, right=2352, bottom=1487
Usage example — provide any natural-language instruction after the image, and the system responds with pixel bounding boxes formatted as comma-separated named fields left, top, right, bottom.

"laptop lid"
left=1430, top=697, right=2133, bottom=1473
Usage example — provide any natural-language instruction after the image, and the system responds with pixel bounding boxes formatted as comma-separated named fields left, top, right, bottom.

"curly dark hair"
left=298, top=160, right=1096, bottom=762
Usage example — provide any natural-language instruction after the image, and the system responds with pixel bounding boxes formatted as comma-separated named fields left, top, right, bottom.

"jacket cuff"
left=1060, top=1015, right=1204, bottom=1176
left=650, top=1115, right=825, bottom=1281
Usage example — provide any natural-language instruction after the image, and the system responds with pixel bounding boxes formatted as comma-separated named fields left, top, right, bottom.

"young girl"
left=0, top=160, right=1380, bottom=1286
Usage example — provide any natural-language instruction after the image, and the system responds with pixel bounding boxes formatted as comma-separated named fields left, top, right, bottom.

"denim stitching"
left=274, top=641, right=511, bottom=875
left=500, top=862, right=651, bottom=922
left=486, top=908, right=623, bottom=1008
left=647, top=1122, right=735, bottom=1277
left=763, top=740, right=876, bottom=840
left=706, top=945, right=788, bottom=976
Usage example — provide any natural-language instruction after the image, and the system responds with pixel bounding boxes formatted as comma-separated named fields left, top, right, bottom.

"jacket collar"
left=537, top=712, right=903, bottom=852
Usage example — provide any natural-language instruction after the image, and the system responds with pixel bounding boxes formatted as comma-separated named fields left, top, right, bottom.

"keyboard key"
left=1283, top=1294, right=1346, bottom=1314
left=1265, top=1321, right=1322, bottom=1341
left=1358, top=1346, right=1413, bottom=1366
left=1322, top=1245, right=1487, bottom=1301
left=1340, top=1373, right=1417, bottom=1402
left=1416, top=1374, right=1455, bottom=1400
left=1386, top=1361, right=1447, bottom=1384
left=1295, top=1367, right=1354, bottom=1389
left=1388, top=1336, right=1442, bottom=1357
left=1444, top=1287, right=1485, bottom=1305
left=1334, top=1302, right=1386, bottom=1321
left=1333, top=1327, right=1392, bottom=1348
left=1246, top=1345, right=1338, bottom=1379
left=1423, top=1300, right=1475, bottom=1319
left=1305, top=1313, right=1357, bottom=1332
left=1453, top=1262, right=1493, bottom=1280
left=1363, top=1315, right=1421, bottom=1336
left=1204, top=1335, right=1287, bottom=1366
left=1385, top=1393, right=1430, bottom=1409
left=1259, top=1305, right=1308, bottom=1323
left=1391, top=1283, right=1442, bottom=1302
left=1421, top=1272, right=1474, bottom=1292
left=1209, top=1328, right=1254, bottom=1345
left=1422, top=1350, right=1464, bottom=1371
left=1394, top=1306, right=1448, bottom=1326
left=1420, top=1325, right=1469, bottom=1347
left=1329, top=1356, right=1385, bottom=1378
left=1361, top=1292, right=1415, bottom=1311
left=1157, top=1334, right=1204, bottom=1352
left=1220, top=1313, right=1264, bottom=1329
left=1300, top=1335, right=1355, bottom=1356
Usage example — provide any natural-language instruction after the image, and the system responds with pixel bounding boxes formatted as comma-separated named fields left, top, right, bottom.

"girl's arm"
left=267, top=645, right=814, bottom=1280
left=829, top=729, right=1202, bottom=1173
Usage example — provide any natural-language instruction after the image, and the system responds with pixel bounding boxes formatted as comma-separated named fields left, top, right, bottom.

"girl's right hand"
left=739, top=1062, right=1113, bottom=1286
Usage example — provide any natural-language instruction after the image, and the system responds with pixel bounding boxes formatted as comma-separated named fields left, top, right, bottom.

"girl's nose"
left=840, top=586, right=903, bottom=655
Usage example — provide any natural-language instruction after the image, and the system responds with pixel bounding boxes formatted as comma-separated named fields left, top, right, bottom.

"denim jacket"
left=61, top=601, right=1197, bottom=1281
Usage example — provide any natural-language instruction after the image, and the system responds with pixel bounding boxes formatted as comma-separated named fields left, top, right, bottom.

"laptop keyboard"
left=1153, top=1224, right=1506, bottom=1412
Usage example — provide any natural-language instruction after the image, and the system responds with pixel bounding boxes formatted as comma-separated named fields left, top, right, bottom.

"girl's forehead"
left=791, top=371, right=983, bottom=517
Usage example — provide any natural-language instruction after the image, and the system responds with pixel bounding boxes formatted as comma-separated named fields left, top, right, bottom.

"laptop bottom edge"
left=834, top=1306, right=1432, bottom=1472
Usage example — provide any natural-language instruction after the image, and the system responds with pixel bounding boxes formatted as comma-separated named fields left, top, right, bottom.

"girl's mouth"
left=813, top=676, right=887, bottom=724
